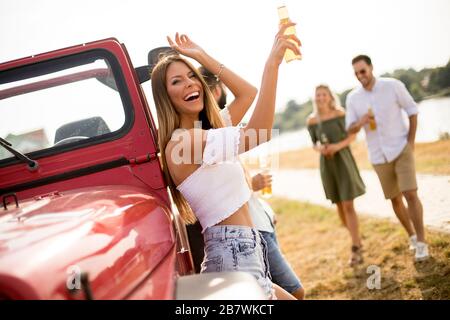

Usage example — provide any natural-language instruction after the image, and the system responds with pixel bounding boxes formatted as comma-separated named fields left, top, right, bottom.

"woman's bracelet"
left=215, top=63, right=225, bottom=81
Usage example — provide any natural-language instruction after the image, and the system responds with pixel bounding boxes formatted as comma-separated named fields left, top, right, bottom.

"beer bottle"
left=277, top=5, right=302, bottom=62
left=368, top=106, right=377, bottom=130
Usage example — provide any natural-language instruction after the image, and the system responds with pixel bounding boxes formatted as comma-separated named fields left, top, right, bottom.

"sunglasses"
left=355, top=69, right=368, bottom=76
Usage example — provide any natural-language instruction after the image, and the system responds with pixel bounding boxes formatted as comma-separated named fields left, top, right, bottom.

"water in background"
left=415, top=97, right=450, bottom=142
left=250, top=97, right=450, bottom=156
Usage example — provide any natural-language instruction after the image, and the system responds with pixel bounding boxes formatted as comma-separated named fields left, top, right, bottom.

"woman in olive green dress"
left=307, top=84, right=366, bottom=266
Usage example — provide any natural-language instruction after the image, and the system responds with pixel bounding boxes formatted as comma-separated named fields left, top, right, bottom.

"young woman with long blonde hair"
left=151, top=24, right=301, bottom=299
left=307, top=84, right=365, bottom=266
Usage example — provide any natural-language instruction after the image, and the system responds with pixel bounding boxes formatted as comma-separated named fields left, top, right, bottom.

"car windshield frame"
left=0, top=48, right=134, bottom=168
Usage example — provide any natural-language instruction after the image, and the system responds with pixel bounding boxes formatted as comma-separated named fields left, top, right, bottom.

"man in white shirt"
left=345, top=55, right=429, bottom=261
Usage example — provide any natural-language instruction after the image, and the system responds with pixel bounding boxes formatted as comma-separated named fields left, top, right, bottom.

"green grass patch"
left=268, top=197, right=450, bottom=300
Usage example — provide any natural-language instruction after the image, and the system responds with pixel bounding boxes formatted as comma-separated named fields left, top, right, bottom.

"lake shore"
left=268, top=169, right=450, bottom=233
left=269, top=140, right=450, bottom=175
left=265, top=97, right=450, bottom=154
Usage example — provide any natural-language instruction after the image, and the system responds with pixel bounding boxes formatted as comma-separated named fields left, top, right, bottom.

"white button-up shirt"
left=247, top=193, right=275, bottom=233
left=345, top=77, right=418, bottom=165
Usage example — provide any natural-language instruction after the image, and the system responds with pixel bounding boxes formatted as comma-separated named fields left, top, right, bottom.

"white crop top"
left=176, top=108, right=252, bottom=233
left=220, top=107, right=233, bottom=127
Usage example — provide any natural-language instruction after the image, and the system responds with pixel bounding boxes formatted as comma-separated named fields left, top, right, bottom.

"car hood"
left=0, top=185, right=175, bottom=299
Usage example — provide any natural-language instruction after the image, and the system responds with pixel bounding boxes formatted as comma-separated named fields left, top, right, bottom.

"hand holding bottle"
left=251, top=172, right=273, bottom=193
left=322, top=143, right=339, bottom=157
left=277, top=5, right=302, bottom=62
left=258, top=154, right=273, bottom=198
left=367, top=107, right=377, bottom=130
left=320, top=133, right=334, bottom=159
left=268, top=22, right=302, bottom=66
left=357, top=113, right=371, bottom=130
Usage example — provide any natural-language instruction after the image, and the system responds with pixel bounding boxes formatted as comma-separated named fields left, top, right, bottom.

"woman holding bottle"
left=307, top=84, right=366, bottom=266
left=151, top=23, right=300, bottom=299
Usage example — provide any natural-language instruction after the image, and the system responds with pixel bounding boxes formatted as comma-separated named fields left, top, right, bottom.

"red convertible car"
left=0, top=39, right=265, bottom=300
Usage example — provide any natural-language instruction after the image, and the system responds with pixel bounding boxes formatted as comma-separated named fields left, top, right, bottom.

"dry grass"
left=268, top=197, right=450, bottom=300
left=271, top=140, right=450, bottom=175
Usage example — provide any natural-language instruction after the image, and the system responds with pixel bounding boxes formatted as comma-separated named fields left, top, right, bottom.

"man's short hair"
left=352, top=55, right=372, bottom=66
left=198, top=66, right=220, bottom=88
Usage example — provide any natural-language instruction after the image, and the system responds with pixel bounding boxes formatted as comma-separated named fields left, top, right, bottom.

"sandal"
left=349, top=245, right=363, bottom=267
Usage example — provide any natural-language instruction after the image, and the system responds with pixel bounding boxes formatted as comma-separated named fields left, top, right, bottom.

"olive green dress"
left=307, top=116, right=365, bottom=203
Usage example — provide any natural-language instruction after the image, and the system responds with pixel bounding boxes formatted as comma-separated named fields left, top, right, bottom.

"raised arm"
left=166, top=23, right=301, bottom=176
left=167, top=33, right=257, bottom=126
left=197, top=54, right=257, bottom=126
left=240, top=22, right=301, bottom=151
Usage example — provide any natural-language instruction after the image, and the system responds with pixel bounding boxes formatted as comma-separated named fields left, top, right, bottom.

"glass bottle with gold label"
left=368, top=106, right=377, bottom=130
left=320, top=133, right=333, bottom=159
left=277, top=5, right=302, bottom=63
left=258, top=154, right=272, bottom=198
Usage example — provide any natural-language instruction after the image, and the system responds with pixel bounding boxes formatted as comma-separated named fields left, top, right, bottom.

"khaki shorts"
left=373, top=144, right=418, bottom=199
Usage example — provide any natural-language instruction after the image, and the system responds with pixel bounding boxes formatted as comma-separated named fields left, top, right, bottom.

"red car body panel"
left=0, top=38, right=194, bottom=299
left=0, top=186, right=175, bottom=299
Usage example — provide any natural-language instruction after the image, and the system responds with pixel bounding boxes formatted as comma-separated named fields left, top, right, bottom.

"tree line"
left=274, top=59, right=450, bottom=133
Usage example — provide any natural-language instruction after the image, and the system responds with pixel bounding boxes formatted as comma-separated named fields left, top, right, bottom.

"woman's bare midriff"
left=216, top=203, right=255, bottom=228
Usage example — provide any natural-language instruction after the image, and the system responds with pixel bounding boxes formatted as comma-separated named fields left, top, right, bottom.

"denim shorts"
left=260, top=231, right=303, bottom=294
left=201, top=225, right=275, bottom=299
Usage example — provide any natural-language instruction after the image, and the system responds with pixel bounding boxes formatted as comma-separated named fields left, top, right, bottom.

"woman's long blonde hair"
left=151, top=54, right=225, bottom=224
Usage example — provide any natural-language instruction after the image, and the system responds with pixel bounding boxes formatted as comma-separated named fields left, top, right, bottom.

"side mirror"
left=135, top=65, right=151, bottom=84
left=133, top=46, right=179, bottom=84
